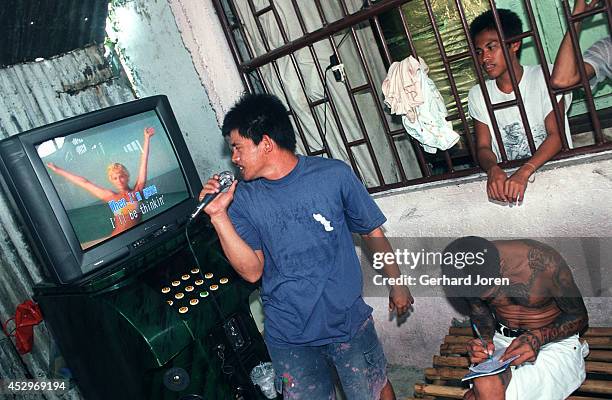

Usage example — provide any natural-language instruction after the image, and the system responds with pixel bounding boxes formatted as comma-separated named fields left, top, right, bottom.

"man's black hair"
left=469, top=9, right=523, bottom=58
left=441, top=236, right=501, bottom=297
left=221, top=93, right=296, bottom=152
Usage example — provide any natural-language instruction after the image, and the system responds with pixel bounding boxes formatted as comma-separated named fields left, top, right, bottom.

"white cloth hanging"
left=383, top=56, right=460, bottom=153
left=382, top=56, right=424, bottom=122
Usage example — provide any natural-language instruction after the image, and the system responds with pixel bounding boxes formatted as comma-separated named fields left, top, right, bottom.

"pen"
left=471, top=322, right=493, bottom=360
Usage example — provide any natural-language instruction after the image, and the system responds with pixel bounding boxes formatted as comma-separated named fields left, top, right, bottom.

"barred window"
left=214, top=0, right=611, bottom=192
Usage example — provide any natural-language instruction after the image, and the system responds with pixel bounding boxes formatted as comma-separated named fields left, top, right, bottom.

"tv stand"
left=34, top=226, right=272, bottom=400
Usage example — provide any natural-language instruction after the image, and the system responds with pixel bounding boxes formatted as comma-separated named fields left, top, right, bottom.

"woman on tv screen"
left=46, top=127, right=155, bottom=245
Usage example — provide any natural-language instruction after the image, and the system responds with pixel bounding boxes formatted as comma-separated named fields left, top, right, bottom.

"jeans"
left=267, top=317, right=388, bottom=400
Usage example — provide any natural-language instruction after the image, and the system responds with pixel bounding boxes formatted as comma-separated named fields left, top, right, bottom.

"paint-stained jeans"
left=267, top=317, right=388, bottom=400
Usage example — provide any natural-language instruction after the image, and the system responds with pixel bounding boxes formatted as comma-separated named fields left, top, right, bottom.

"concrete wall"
left=107, top=0, right=234, bottom=180
left=167, top=0, right=245, bottom=123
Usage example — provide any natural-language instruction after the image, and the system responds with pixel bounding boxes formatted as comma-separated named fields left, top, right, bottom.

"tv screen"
left=37, top=110, right=189, bottom=250
left=0, top=96, right=202, bottom=284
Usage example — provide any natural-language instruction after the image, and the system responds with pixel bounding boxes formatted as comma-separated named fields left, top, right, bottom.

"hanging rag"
left=382, top=56, right=424, bottom=122
left=382, top=56, right=460, bottom=153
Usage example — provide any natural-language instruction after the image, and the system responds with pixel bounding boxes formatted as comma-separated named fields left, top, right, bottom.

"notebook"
left=462, top=348, right=520, bottom=381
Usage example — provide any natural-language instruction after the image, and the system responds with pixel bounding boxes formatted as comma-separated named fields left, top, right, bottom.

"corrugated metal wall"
left=0, top=44, right=134, bottom=399
left=0, top=0, right=109, bottom=67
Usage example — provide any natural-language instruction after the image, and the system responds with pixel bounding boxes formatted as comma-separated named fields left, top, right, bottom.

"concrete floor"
left=387, top=364, right=425, bottom=398
left=331, top=364, right=424, bottom=399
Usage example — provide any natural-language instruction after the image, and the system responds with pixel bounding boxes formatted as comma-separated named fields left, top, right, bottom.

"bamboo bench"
left=408, top=326, right=612, bottom=400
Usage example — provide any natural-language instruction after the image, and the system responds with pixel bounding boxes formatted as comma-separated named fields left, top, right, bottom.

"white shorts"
left=493, top=332, right=589, bottom=400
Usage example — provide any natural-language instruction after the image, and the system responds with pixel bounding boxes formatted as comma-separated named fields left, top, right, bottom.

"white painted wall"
left=168, top=0, right=245, bottom=124
left=108, top=0, right=234, bottom=180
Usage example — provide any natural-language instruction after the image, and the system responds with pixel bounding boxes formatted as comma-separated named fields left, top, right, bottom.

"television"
left=0, top=95, right=203, bottom=284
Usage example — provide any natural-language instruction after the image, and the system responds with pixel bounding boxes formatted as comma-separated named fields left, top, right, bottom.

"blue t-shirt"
left=228, top=155, right=386, bottom=347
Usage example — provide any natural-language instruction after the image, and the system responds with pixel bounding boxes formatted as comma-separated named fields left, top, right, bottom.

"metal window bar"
left=522, top=0, right=570, bottom=152
left=327, top=35, right=387, bottom=185
left=245, top=0, right=273, bottom=53
left=395, top=6, right=434, bottom=177
left=248, top=0, right=360, bottom=171
left=421, top=0, right=478, bottom=169
left=216, top=0, right=269, bottom=94
left=332, top=0, right=399, bottom=185
left=281, top=0, right=411, bottom=184
left=214, top=0, right=612, bottom=193
left=369, top=11, right=421, bottom=181
left=245, top=0, right=335, bottom=159
left=314, top=0, right=327, bottom=25
left=488, top=3, right=537, bottom=158
left=288, top=28, right=368, bottom=177
left=214, top=0, right=251, bottom=91
left=308, top=2, right=383, bottom=184
left=394, top=3, right=460, bottom=175
left=401, top=4, right=464, bottom=175
left=236, top=1, right=413, bottom=70
left=240, top=0, right=331, bottom=160
left=286, top=3, right=341, bottom=159
left=318, top=1, right=436, bottom=183
left=554, top=0, right=608, bottom=145
left=453, top=0, right=509, bottom=162
left=339, top=3, right=434, bottom=181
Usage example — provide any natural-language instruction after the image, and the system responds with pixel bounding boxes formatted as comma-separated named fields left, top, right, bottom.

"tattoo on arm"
left=468, top=298, right=495, bottom=339
left=528, top=244, right=588, bottom=345
left=519, top=331, right=542, bottom=355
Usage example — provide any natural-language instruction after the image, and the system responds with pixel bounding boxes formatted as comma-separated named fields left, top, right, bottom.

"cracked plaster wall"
left=108, top=0, right=233, bottom=180
left=167, top=0, right=245, bottom=124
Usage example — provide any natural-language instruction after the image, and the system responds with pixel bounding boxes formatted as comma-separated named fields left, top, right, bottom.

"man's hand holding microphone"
left=191, top=171, right=236, bottom=222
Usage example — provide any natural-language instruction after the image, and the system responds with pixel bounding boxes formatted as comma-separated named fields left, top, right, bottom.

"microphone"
left=189, top=171, right=235, bottom=221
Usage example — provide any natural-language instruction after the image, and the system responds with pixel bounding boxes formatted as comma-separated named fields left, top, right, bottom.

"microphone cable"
left=183, top=170, right=235, bottom=305
left=182, top=177, right=259, bottom=397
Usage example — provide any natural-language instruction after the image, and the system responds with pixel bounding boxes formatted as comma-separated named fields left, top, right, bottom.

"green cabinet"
left=35, top=228, right=271, bottom=400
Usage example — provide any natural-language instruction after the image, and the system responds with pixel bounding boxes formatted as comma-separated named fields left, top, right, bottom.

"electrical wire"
left=322, top=66, right=332, bottom=139
left=184, top=220, right=257, bottom=396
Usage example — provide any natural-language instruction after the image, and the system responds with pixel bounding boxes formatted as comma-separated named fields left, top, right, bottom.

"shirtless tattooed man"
left=443, top=237, right=589, bottom=400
